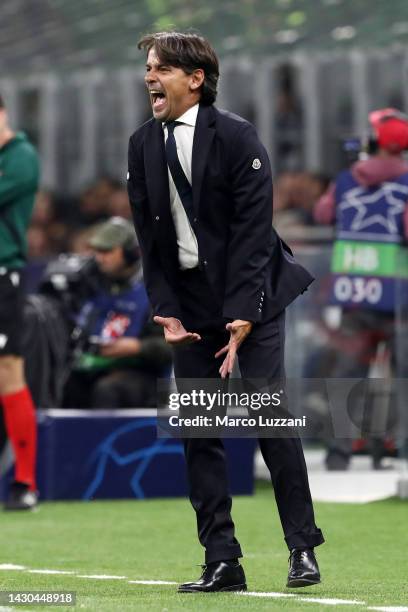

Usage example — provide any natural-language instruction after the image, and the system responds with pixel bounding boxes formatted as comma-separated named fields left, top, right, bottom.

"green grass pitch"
left=0, top=483, right=407, bottom=611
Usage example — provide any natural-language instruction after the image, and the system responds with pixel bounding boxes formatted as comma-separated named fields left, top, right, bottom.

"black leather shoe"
left=178, top=560, right=247, bottom=593
left=287, top=548, right=321, bottom=588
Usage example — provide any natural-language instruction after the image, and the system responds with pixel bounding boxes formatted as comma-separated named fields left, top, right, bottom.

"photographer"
left=62, top=217, right=172, bottom=409
left=314, top=108, right=408, bottom=469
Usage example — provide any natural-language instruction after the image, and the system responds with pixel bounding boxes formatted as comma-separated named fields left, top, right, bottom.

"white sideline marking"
left=241, top=592, right=366, bottom=605
left=1, top=562, right=406, bottom=611
left=367, top=608, right=408, bottom=612
left=129, top=580, right=178, bottom=585
left=27, top=569, right=76, bottom=575
left=297, top=597, right=365, bottom=606
left=241, top=592, right=296, bottom=598
left=77, top=574, right=127, bottom=580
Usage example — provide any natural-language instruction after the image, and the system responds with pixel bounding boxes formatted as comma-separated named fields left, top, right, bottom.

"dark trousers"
left=326, top=309, right=395, bottom=463
left=63, top=369, right=157, bottom=409
left=173, top=268, right=324, bottom=564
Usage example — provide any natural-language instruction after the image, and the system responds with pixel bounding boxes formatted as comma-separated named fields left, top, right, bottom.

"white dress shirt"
left=163, top=103, right=199, bottom=270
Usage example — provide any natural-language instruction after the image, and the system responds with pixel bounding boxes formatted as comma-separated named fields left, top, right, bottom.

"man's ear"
left=190, top=69, right=205, bottom=92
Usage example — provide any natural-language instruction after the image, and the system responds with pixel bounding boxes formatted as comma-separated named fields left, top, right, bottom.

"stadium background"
left=1, top=1, right=408, bottom=610
left=1, top=0, right=408, bottom=190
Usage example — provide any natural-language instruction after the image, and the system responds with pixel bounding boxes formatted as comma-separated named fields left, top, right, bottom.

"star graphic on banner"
left=339, top=181, right=408, bottom=235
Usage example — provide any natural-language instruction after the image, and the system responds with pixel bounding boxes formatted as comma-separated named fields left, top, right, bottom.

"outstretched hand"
left=154, top=316, right=201, bottom=345
left=215, top=319, right=253, bottom=379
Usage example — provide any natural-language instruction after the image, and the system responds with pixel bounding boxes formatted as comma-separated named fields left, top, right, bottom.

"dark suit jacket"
left=127, top=103, right=313, bottom=324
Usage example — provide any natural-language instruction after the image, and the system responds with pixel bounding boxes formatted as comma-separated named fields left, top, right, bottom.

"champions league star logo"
left=338, top=182, right=408, bottom=240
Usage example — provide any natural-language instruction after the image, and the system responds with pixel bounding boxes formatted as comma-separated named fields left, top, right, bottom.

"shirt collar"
left=162, top=103, right=199, bottom=129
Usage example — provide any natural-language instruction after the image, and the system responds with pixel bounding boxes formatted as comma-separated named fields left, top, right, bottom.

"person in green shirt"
left=0, top=93, right=40, bottom=510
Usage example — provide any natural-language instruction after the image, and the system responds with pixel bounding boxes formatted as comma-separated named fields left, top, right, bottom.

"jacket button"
left=203, top=260, right=208, bottom=266
left=155, top=216, right=160, bottom=221
left=193, top=217, right=197, bottom=223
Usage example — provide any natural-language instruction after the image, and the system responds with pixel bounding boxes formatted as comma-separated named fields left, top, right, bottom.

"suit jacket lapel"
left=144, top=119, right=171, bottom=220
left=144, top=119, right=179, bottom=269
left=192, top=104, right=216, bottom=215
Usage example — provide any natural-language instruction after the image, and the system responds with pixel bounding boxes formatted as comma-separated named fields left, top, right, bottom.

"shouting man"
left=127, top=32, right=324, bottom=592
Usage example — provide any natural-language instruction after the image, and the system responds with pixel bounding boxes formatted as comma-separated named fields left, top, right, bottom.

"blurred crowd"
left=27, top=177, right=133, bottom=260
left=27, top=171, right=331, bottom=261
left=273, top=171, right=331, bottom=234
left=22, top=116, right=408, bottom=471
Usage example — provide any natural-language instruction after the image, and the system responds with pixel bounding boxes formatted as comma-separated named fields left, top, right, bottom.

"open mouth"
left=150, top=90, right=167, bottom=113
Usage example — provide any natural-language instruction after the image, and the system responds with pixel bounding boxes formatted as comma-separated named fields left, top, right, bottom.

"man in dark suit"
left=127, top=31, right=324, bottom=593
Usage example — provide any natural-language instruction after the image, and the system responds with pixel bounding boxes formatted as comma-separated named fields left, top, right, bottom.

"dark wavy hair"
left=138, top=31, right=219, bottom=106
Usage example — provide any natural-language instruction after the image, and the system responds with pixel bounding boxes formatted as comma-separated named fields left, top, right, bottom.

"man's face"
left=94, top=247, right=126, bottom=276
left=145, top=47, right=203, bottom=122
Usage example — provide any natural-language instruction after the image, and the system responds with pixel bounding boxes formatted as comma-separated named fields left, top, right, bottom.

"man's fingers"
left=227, top=345, right=237, bottom=374
left=218, top=343, right=237, bottom=378
left=176, top=335, right=201, bottom=345
left=214, top=344, right=229, bottom=359
left=154, top=317, right=200, bottom=342
left=219, top=351, right=234, bottom=378
left=218, top=321, right=248, bottom=376
left=153, top=315, right=168, bottom=328
left=219, top=355, right=228, bottom=378
left=180, top=332, right=201, bottom=343
left=165, top=331, right=201, bottom=345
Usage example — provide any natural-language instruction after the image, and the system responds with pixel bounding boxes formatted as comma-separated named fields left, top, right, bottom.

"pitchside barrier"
left=2, top=243, right=407, bottom=499
left=0, top=410, right=256, bottom=501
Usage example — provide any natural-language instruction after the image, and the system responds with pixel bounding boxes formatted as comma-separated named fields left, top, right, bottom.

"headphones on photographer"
left=107, top=217, right=140, bottom=265
left=114, top=217, right=140, bottom=265
left=365, top=108, right=408, bottom=155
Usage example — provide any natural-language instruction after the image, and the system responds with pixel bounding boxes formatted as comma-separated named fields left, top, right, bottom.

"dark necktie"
left=165, top=121, right=195, bottom=227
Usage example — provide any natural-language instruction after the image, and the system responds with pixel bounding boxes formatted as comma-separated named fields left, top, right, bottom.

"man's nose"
left=145, top=71, right=156, bottom=84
